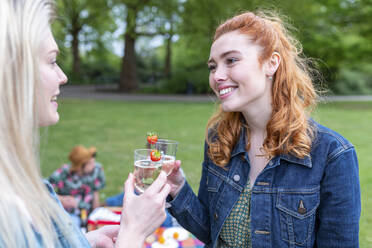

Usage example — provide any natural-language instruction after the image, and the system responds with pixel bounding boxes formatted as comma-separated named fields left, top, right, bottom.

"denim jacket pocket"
left=206, top=166, right=224, bottom=193
left=205, top=165, right=226, bottom=216
left=276, top=186, right=320, bottom=246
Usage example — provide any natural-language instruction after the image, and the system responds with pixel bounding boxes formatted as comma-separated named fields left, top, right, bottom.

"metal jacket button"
left=268, top=161, right=273, bottom=166
left=298, top=200, right=306, bottom=214
left=233, top=174, right=240, bottom=182
left=214, top=213, right=218, bottom=219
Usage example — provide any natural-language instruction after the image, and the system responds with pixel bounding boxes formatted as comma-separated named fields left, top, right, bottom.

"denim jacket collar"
left=231, top=126, right=247, bottom=157
left=279, top=153, right=312, bottom=168
left=231, top=126, right=312, bottom=168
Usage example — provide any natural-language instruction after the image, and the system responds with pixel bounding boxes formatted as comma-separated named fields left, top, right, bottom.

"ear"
left=264, top=52, right=281, bottom=77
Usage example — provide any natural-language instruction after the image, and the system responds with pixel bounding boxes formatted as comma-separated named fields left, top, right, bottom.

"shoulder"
left=43, top=179, right=55, bottom=195
left=52, top=164, right=70, bottom=175
left=311, top=120, right=355, bottom=162
left=206, top=126, right=218, bottom=143
left=43, top=179, right=63, bottom=206
left=92, top=162, right=105, bottom=181
left=94, top=162, right=103, bottom=169
left=49, top=164, right=71, bottom=182
left=94, top=162, right=104, bottom=174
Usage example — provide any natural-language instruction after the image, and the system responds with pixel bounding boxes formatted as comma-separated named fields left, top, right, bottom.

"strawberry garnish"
left=147, top=132, right=158, bottom=145
left=150, top=149, right=161, bottom=162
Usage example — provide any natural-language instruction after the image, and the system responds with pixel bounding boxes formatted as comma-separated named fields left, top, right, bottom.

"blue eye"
left=226, top=57, right=238, bottom=64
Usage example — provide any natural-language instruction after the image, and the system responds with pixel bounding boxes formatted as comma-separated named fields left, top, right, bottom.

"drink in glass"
left=133, top=149, right=163, bottom=193
left=155, top=139, right=178, bottom=175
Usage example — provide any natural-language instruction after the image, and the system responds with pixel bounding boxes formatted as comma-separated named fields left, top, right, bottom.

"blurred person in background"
left=49, top=145, right=105, bottom=228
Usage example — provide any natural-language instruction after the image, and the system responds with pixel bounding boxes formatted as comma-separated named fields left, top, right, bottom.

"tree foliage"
left=54, top=0, right=116, bottom=83
left=55, top=0, right=372, bottom=94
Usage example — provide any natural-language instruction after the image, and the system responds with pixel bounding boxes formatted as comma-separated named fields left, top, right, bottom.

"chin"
left=221, top=102, right=238, bottom=112
left=39, top=113, right=59, bottom=127
left=50, top=114, right=60, bottom=126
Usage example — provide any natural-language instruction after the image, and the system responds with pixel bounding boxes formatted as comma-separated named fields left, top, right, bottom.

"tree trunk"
left=71, top=29, right=81, bottom=77
left=164, top=33, right=172, bottom=78
left=119, top=34, right=138, bottom=92
left=119, top=6, right=139, bottom=92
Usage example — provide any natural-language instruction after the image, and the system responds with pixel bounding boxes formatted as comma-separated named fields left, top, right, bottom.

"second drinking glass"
left=154, top=139, right=178, bottom=208
left=155, top=139, right=178, bottom=176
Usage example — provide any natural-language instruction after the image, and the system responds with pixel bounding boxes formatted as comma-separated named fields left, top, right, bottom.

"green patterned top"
left=218, top=180, right=252, bottom=247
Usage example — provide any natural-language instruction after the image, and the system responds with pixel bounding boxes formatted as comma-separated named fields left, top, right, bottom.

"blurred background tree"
left=53, top=0, right=372, bottom=95
left=54, top=0, right=118, bottom=84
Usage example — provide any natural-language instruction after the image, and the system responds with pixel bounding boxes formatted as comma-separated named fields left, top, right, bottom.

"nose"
left=57, top=66, right=68, bottom=85
left=212, top=66, right=228, bottom=82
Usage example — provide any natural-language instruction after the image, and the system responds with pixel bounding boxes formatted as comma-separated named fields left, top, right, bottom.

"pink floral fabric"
left=48, top=162, right=105, bottom=215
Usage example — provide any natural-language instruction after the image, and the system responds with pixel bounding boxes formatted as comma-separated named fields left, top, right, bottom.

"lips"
left=50, top=94, right=59, bottom=108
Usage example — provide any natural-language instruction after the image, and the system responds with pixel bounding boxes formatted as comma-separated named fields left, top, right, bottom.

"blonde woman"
left=166, top=11, right=361, bottom=247
left=0, top=0, right=170, bottom=247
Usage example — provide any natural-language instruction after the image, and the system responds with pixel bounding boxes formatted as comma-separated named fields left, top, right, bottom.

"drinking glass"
left=133, top=148, right=163, bottom=194
left=155, top=139, right=178, bottom=176
left=154, top=139, right=178, bottom=208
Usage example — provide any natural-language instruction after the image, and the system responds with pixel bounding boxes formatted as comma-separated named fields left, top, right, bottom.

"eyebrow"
left=207, top=50, right=241, bottom=64
left=48, top=49, right=60, bottom=55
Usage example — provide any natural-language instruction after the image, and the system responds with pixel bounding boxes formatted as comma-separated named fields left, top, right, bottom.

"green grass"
left=40, top=99, right=216, bottom=195
left=40, top=99, right=372, bottom=247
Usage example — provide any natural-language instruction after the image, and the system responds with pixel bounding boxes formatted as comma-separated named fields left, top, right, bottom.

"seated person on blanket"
left=49, top=145, right=105, bottom=227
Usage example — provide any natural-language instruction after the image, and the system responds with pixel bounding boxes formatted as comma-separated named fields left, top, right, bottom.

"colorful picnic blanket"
left=144, top=226, right=204, bottom=248
left=88, top=207, right=204, bottom=248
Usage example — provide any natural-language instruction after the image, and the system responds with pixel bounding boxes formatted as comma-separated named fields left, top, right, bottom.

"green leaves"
left=53, top=0, right=372, bottom=94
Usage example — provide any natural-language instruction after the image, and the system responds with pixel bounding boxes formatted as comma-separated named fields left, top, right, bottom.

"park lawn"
left=40, top=99, right=372, bottom=247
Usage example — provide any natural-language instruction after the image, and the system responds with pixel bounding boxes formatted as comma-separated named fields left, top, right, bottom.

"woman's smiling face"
left=208, top=30, right=272, bottom=113
left=37, top=29, right=67, bottom=127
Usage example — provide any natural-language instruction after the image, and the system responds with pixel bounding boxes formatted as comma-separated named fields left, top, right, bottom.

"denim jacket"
left=44, top=180, right=91, bottom=247
left=0, top=181, right=90, bottom=247
left=168, top=121, right=361, bottom=248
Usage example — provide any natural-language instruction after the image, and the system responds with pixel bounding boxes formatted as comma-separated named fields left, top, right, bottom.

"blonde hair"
left=207, top=11, right=317, bottom=166
left=0, top=0, right=80, bottom=246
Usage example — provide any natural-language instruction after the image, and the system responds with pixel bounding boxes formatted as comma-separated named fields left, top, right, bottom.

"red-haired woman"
left=167, top=11, right=360, bottom=247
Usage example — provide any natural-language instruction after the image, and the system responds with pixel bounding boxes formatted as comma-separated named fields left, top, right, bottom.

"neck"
left=242, top=103, right=272, bottom=135
left=241, top=80, right=273, bottom=134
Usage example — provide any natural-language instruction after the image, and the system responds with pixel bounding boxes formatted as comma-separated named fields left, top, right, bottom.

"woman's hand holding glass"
left=116, top=172, right=171, bottom=246
left=132, top=136, right=185, bottom=208
left=165, top=160, right=185, bottom=198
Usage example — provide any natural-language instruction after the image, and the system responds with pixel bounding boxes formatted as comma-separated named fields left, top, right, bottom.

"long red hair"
left=207, top=11, right=318, bottom=167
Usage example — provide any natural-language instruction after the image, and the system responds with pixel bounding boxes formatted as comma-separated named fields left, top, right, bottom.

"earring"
left=267, top=75, right=273, bottom=80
